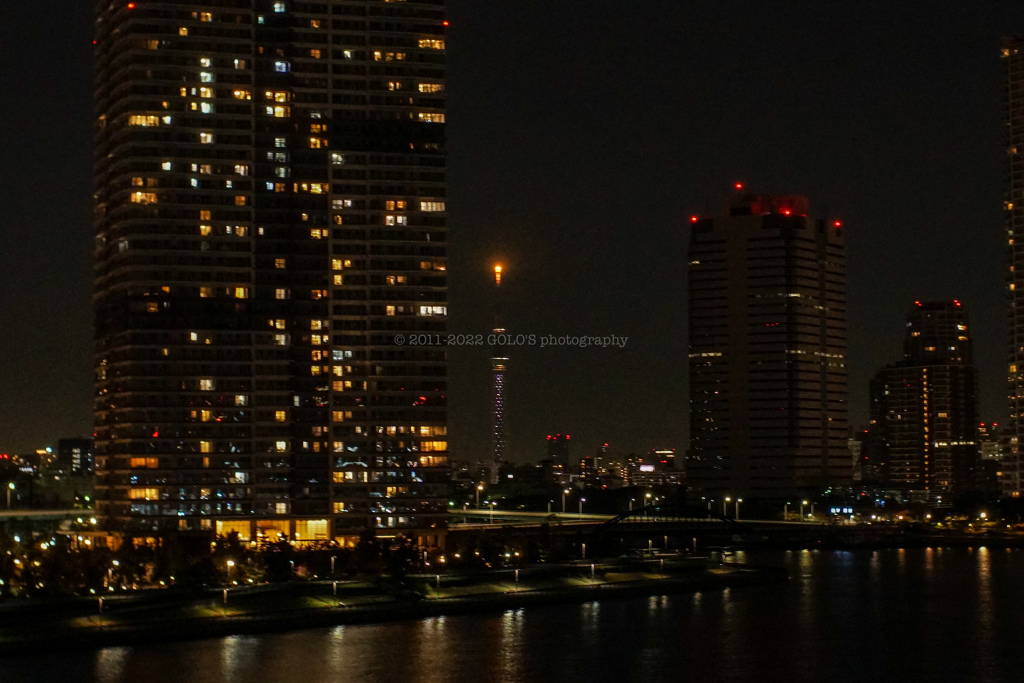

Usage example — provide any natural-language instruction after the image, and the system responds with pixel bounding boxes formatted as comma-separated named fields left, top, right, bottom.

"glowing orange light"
left=127, top=2, right=136, bottom=7
left=443, top=20, right=450, bottom=26
left=494, top=264, right=503, bottom=286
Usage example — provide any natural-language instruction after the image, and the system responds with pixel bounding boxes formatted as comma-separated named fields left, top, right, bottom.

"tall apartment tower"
left=687, top=194, right=849, bottom=498
left=93, top=0, right=450, bottom=546
left=869, top=302, right=978, bottom=502
left=1004, top=36, right=1024, bottom=496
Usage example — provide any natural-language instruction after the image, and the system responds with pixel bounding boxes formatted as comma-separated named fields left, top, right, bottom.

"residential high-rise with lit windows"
left=93, top=0, right=449, bottom=546
left=686, top=194, right=849, bottom=498
left=1003, top=35, right=1024, bottom=497
left=869, top=302, right=978, bottom=502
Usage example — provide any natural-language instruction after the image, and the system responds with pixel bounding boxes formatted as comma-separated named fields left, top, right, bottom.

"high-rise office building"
left=687, top=194, right=849, bottom=498
left=93, top=0, right=449, bottom=546
left=1004, top=36, right=1024, bottom=497
left=546, top=434, right=571, bottom=469
left=56, top=438, right=95, bottom=475
left=869, top=302, right=978, bottom=502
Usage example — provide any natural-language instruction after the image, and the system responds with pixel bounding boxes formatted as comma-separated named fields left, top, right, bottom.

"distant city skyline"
left=3, top=2, right=1024, bottom=462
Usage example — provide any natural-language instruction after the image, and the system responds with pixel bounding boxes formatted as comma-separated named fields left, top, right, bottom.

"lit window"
left=234, top=195, right=246, bottom=205
left=420, top=201, right=445, bottom=212
left=199, top=286, right=213, bottom=297
left=128, top=115, right=161, bottom=127
left=131, top=192, right=157, bottom=204
left=200, top=72, right=214, bottom=83
left=199, top=225, right=212, bottom=235
left=199, top=132, right=214, bottom=144
left=419, top=305, right=447, bottom=317
left=200, top=12, right=212, bottom=22
left=275, top=288, right=288, bottom=300
left=275, top=410, right=287, bottom=422
left=333, top=502, right=346, bottom=513
left=234, top=164, right=248, bottom=176
left=161, top=161, right=172, bottom=171
left=310, top=49, right=322, bottom=59
left=274, top=61, right=290, bottom=73
left=418, top=39, right=445, bottom=49
left=234, top=59, right=246, bottom=69
left=179, top=27, right=188, bottom=36
left=199, top=379, right=214, bottom=391
left=331, top=153, right=345, bottom=165
left=275, top=441, right=287, bottom=452
left=309, top=138, right=324, bottom=149
left=267, top=105, right=290, bottom=117
left=199, top=57, right=211, bottom=67
left=200, top=102, right=214, bottom=114
left=233, top=89, right=251, bottom=100
left=275, top=137, right=287, bottom=148
left=418, top=83, right=443, bottom=93
left=200, top=441, right=212, bottom=453
left=234, top=287, right=248, bottom=299
left=273, top=2, right=286, bottom=11
left=417, top=113, right=445, bottom=123
left=386, top=306, right=397, bottom=316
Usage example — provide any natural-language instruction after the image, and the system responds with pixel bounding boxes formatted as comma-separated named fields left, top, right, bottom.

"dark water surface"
left=7, top=547, right=1024, bottom=682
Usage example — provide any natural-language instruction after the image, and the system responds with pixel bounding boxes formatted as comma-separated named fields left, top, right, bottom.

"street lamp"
left=476, top=484, right=484, bottom=510
left=723, top=497, right=731, bottom=516
left=629, top=498, right=635, bottom=511
left=562, top=489, right=570, bottom=513
left=6, top=482, right=13, bottom=509
left=489, top=500, right=496, bottom=524
left=736, top=498, right=743, bottom=521
left=579, top=497, right=586, bottom=519
left=645, top=492, right=652, bottom=508
left=784, top=502, right=790, bottom=521
left=801, top=500, right=808, bottom=522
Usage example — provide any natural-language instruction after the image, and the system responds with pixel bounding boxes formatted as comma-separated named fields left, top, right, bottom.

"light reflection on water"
left=6, top=548, right=1024, bottom=683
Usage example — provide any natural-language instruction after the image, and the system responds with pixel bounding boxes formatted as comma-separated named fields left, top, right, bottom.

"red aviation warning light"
left=834, top=220, right=842, bottom=227
left=734, top=182, right=744, bottom=190
left=690, top=215, right=699, bottom=223
left=127, top=2, right=136, bottom=8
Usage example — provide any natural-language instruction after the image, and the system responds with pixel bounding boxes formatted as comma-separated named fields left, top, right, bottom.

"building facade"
left=93, top=0, right=449, bottom=545
left=869, top=302, right=978, bottom=502
left=1004, top=35, right=1024, bottom=497
left=687, top=194, right=849, bottom=498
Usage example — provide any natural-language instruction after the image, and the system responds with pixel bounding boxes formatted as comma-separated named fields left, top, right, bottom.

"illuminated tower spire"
left=491, top=264, right=508, bottom=465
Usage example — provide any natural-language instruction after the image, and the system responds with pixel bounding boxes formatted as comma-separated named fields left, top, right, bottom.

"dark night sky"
left=1, top=2, right=1022, bottom=462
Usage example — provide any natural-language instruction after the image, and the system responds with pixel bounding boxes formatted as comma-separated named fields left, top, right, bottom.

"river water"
left=6, top=547, right=1024, bottom=682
